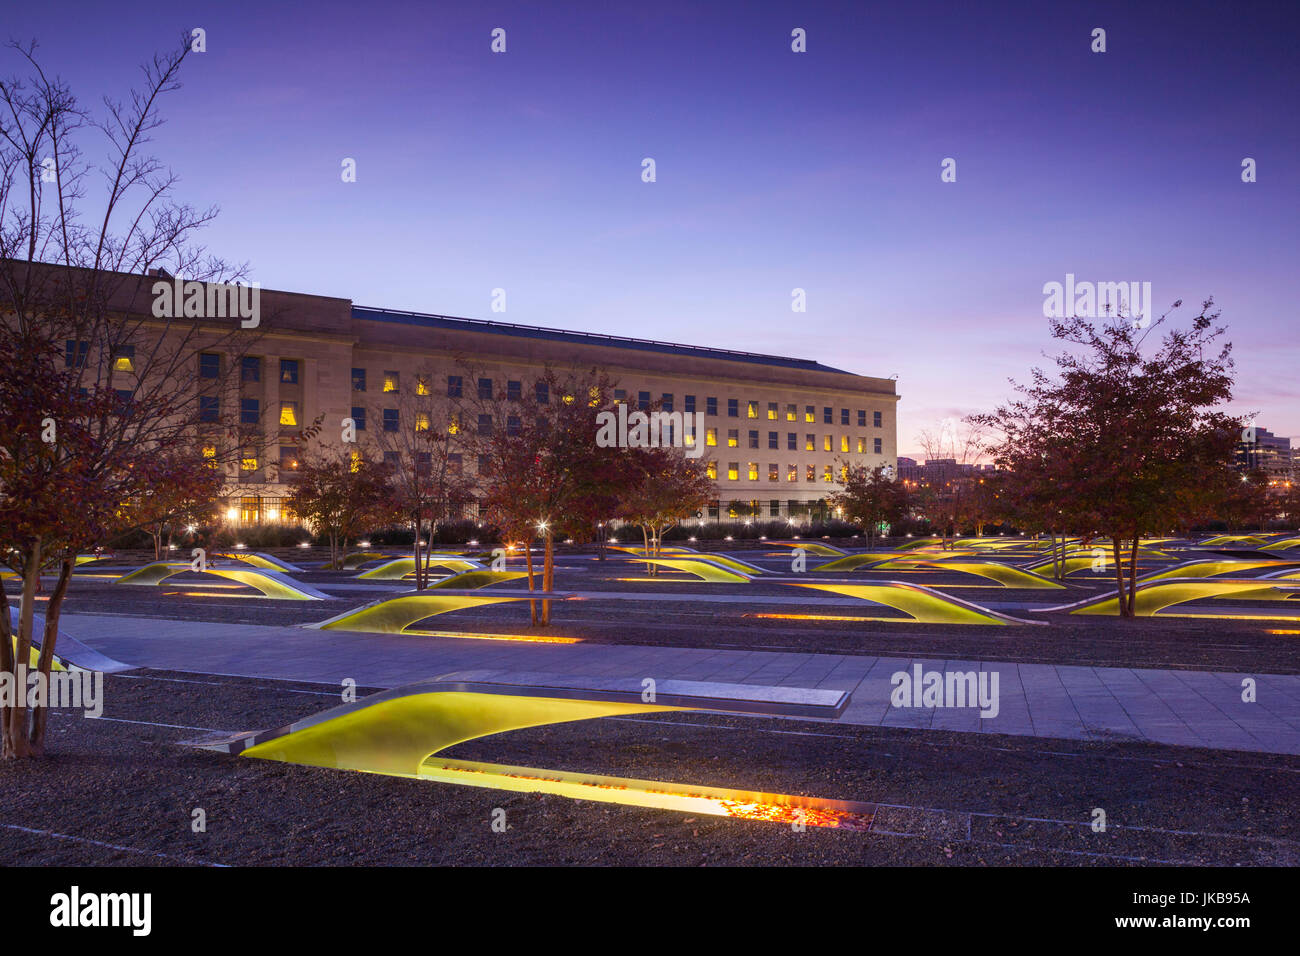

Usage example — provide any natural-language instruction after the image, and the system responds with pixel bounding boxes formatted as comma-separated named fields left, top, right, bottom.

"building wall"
left=120, top=279, right=899, bottom=523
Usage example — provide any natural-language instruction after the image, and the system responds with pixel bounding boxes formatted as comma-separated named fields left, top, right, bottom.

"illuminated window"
left=805, top=434, right=815, bottom=452
left=840, top=435, right=849, bottom=453
left=786, top=404, right=796, bottom=421
left=727, top=462, right=739, bottom=481
left=706, top=461, right=717, bottom=480
left=747, top=401, right=758, bottom=419
left=806, top=465, right=815, bottom=482
left=706, top=427, right=717, bottom=447
left=202, top=445, right=218, bottom=468
left=113, top=345, right=135, bottom=373
left=349, top=450, right=361, bottom=473
left=279, top=446, right=297, bottom=472
left=241, top=456, right=259, bottom=472
left=727, top=429, right=738, bottom=448
left=589, top=387, right=601, bottom=407
left=448, top=415, right=460, bottom=435
left=747, top=462, right=758, bottom=481
left=415, top=412, right=430, bottom=432
left=280, top=402, right=298, bottom=426
left=416, top=376, right=430, bottom=396
left=684, top=429, right=695, bottom=448
left=383, top=371, right=399, bottom=393
left=823, top=435, right=832, bottom=452
left=840, top=464, right=850, bottom=482
left=857, top=437, right=866, bottom=453
left=805, top=405, right=814, bottom=423
left=768, top=463, right=779, bottom=482
left=767, top=403, right=777, bottom=420
left=787, top=464, right=797, bottom=482
left=822, top=465, right=833, bottom=482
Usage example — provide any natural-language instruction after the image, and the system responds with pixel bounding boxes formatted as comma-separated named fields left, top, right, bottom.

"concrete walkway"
left=56, top=611, right=1300, bottom=756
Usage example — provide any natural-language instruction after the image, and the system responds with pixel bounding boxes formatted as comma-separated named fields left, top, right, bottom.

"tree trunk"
left=541, top=532, right=555, bottom=626
left=1127, top=534, right=1141, bottom=617
left=524, top=541, right=537, bottom=626
left=5, top=543, right=43, bottom=759
left=1111, top=535, right=1129, bottom=618
left=29, top=555, right=75, bottom=755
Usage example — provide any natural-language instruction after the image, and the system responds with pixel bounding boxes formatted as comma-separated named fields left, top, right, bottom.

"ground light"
left=417, top=758, right=874, bottom=830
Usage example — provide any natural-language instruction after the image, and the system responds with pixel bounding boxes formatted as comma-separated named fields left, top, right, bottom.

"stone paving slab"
left=51, top=611, right=1300, bottom=756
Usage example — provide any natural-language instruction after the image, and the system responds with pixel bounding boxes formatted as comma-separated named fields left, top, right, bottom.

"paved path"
left=57, top=611, right=1300, bottom=756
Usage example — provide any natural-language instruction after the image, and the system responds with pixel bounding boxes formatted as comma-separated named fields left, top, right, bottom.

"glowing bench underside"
left=113, top=562, right=330, bottom=600
left=1044, top=577, right=1300, bottom=617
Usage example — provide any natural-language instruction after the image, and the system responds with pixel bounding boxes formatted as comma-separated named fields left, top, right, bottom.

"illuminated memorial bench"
left=786, top=581, right=1046, bottom=625
left=1260, top=536, right=1300, bottom=552
left=863, top=560, right=1066, bottom=589
left=1137, top=559, right=1300, bottom=583
left=356, top=556, right=484, bottom=579
left=624, top=556, right=758, bottom=583
left=332, top=551, right=390, bottom=569
left=213, top=551, right=303, bottom=573
left=309, top=586, right=563, bottom=635
left=114, top=562, right=331, bottom=600
left=1042, top=577, right=1300, bottom=619
left=767, top=540, right=848, bottom=556
left=9, top=609, right=133, bottom=673
left=189, top=671, right=870, bottom=828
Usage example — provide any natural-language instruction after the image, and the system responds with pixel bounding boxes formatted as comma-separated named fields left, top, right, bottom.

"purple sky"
left=7, top=0, right=1298, bottom=457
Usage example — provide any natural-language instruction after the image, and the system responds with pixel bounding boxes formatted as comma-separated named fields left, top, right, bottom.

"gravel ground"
left=1, top=670, right=1296, bottom=866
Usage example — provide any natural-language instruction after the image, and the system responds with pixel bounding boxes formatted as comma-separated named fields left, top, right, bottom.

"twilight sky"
left=6, top=0, right=1298, bottom=456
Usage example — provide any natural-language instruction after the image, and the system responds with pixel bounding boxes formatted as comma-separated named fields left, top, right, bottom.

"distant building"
left=1237, top=427, right=1293, bottom=482
left=895, top=457, right=993, bottom=486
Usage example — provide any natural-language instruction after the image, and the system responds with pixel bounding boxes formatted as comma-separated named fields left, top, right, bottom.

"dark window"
left=507, top=415, right=521, bottom=436
left=477, top=414, right=493, bottom=436
left=769, top=499, right=780, bottom=516
left=507, top=380, right=522, bottom=401
left=383, top=451, right=400, bottom=469
left=638, top=391, right=650, bottom=410
left=684, top=395, right=696, bottom=413
left=383, top=408, right=399, bottom=432
left=787, top=433, right=797, bottom=450
left=351, top=407, right=366, bottom=430
left=65, top=340, right=90, bottom=368
left=748, top=430, right=759, bottom=449
left=823, top=406, right=832, bottom=424
left=874, top=411, right=883, bottom=428
left=279, top=446, right=298, bottom=471
left=535, top=382, right=549, bottom=404
left=614, top=389, right=626, bottom=403
left=727, top=399, right=739, bottom=418
left=477, top=455, right=490, bottom=474
left=200, top=353, right=220, bottom=379
left=351, top=368, right=366, bottom=391
left=477, top=378, right=493, bottom=399
left=447, top=375, right=462, bottom=397
left=447, top=453, right=463, bottom=475
left=199, top=396, right=220, bottom=422
left=280, top=359, right=299, bottom=385
left=243, top=356, right=261, bottom=383
left=240, top=398, right=260, bottom=424
left=857, top=409, right=867, bottom=427
left=768, top=431, right=779, bottom=450
left=706, top=397, right=718, bottom=416
left=840, top=408, right=849, bottom=426
left=661, top=394, right=674, bottom=413
left=874, top=438, right=883, bottom=454
left=416, top=452, right=432, bottom=475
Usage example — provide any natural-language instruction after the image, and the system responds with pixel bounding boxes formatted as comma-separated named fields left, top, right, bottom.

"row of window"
left=711, top=462, right=851, bottom=483
left=349, top=369, right=884, bottom=427
left=198, top=353, right=302, bottom=384
left=613, top=392, right=884, bottom=428
left=704, top=429, right=884, bottom=454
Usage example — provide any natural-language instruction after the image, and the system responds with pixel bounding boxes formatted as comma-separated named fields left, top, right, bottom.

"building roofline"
left=351, top=305, right=855, bottom=375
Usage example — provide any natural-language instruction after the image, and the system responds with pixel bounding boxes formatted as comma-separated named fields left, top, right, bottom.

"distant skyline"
left=6, top=0, right=1297, bottom=456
